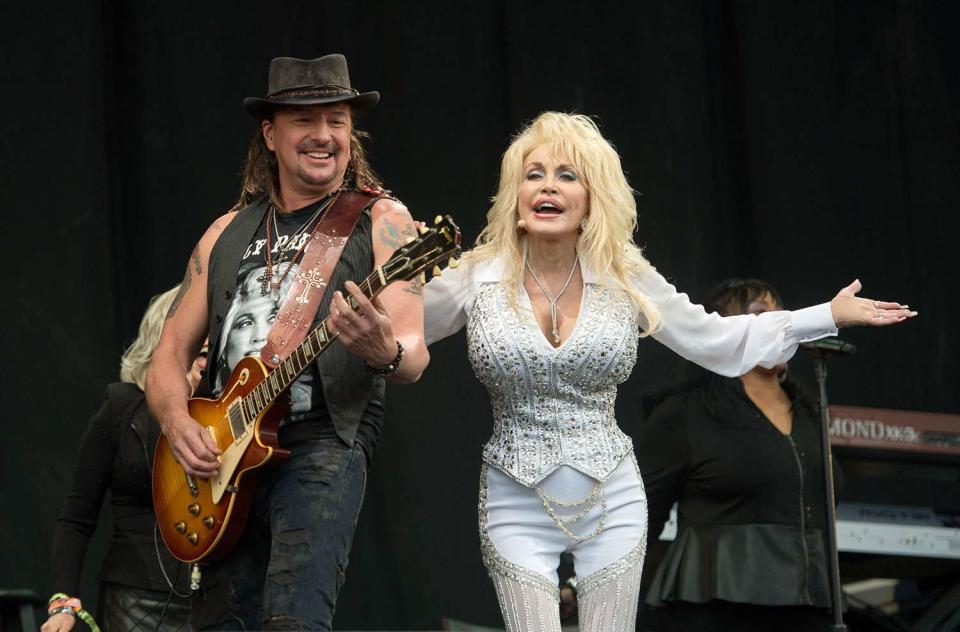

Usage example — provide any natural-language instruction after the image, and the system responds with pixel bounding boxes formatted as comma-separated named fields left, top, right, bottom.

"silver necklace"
left=525, top=255, right=579, bottom=344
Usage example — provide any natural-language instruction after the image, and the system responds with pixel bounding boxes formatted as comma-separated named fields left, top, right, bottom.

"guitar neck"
left=250, top=269, right=389, bottom=406
left=229, top=213, right=458, bottom=433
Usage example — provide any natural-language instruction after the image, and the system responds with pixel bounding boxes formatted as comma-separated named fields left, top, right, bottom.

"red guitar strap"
left=259, top=191, right=373, bottom=368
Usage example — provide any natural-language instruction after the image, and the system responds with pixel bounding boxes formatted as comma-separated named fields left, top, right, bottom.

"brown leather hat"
left=243, top=54, right=379, bottom=119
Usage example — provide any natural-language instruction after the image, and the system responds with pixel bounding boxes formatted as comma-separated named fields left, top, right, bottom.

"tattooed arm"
left=329, top=198, right=429, bottom=383
left=146, top=211, right=236, bottom=477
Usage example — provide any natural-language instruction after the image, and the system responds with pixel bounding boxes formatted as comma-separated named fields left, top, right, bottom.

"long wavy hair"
left=120, top=286, right=181, bottom=390
left=233, top=107, right=383, bottom=210
left=469, top=112, right=661, bottom=333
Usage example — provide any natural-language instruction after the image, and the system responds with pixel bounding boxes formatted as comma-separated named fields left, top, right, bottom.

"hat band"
left=267, top=85, right=360, bottom=100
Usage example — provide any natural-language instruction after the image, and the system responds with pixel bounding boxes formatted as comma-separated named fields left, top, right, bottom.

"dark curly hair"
left=704, top=278, right=785, bottom=317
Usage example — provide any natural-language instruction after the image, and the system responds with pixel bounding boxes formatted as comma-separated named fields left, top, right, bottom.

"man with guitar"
left=146, top=54, right=430, bottom=630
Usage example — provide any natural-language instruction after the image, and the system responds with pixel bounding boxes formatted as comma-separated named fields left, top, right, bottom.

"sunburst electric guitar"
left=153, top=215, right=461, bottom=563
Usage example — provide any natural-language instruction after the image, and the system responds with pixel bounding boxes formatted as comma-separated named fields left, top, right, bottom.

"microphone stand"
left=811, top=350, right=847, bottom=631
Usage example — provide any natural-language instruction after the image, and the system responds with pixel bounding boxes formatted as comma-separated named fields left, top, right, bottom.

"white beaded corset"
left=467, top=282, right=640, bottom=487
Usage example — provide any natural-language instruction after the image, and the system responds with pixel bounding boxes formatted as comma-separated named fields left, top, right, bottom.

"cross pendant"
left=257, top=270, right=272, bottom=297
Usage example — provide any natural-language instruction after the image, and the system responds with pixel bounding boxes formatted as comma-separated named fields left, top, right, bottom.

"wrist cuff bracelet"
left=366, top=341, right=404, bottom=376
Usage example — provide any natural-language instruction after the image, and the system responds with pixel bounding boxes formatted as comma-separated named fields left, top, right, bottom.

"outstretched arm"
left=636, top=270, right=915, bottom=377
left=146, top=212, right=236, bottom=477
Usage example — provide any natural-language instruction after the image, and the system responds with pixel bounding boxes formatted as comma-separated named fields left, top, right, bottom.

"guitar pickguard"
left=210, top=420, right=270, bottom=504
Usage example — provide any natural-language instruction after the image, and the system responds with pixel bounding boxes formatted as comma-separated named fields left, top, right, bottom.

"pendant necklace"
left=525, top=254, right=579, bottom=344
left=260, top=190, right=340, bottom=298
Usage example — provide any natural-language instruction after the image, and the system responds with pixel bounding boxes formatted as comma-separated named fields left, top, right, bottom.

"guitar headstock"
left=381, top=215, right=462, bottom=286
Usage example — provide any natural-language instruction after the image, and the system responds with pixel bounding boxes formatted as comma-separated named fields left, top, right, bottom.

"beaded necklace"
left=259, top=190, right=341, bottom=298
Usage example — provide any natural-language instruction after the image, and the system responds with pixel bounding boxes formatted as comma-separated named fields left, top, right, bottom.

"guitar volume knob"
left=187, top=532, right=198, bottom=545
left=203, top=516, right=215, bottom=529
left=174, top=521, right=186, bottom=534
left=188, top=503, right=201, bottom=516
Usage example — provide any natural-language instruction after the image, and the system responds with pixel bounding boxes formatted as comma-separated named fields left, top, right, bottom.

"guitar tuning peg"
left=433, top=265, right=443, bottom=277
left=419, top=271, right=427, bottom=285
left=418, top=225, right=430, bottom=235
left=434, top=215, right=443, bottom=225
left=404, top=235, right=417, bottom=244
left=449, top=257, right=460, bottom=269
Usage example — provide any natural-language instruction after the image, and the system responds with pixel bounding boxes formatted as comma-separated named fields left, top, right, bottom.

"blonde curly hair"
left=471, top=112, right=661, bottom=333
left=119, top=286, right=181, bottom=390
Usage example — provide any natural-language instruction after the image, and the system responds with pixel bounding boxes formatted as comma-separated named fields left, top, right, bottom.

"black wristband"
left=366, top=341, right=403, bottom=376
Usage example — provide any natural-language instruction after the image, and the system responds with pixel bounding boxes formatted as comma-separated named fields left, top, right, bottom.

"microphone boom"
left=800, top=338, right=857, bottom=357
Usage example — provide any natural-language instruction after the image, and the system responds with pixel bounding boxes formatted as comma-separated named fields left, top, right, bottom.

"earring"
left=517, top=218, right=527, bottom=232
left=578, top=217, right=588, bottom=234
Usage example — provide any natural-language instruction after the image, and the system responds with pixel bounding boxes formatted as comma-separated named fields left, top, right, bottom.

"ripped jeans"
left=191, top=438, right=368, bottom=631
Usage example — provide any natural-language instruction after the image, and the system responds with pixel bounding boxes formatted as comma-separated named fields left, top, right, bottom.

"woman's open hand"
left=830, top=279, right=917, bottom=327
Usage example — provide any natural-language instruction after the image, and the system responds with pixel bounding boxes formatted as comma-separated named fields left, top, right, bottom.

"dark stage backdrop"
left=2, top=1, right=957, bottom=628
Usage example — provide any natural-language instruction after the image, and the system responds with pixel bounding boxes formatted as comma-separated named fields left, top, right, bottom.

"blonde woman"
left=44, top=287, right=206, bottom=632
left=423, top=112, right=914, bottom=631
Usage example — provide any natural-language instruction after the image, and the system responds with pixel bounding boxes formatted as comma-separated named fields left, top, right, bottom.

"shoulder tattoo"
left=377, top=215, right=418, bottom=250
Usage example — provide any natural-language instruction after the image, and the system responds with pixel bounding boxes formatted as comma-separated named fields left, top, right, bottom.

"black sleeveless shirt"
left=206, top=194, right=385, bottom=458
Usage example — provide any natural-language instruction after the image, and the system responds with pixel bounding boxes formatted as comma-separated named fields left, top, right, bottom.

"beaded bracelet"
left=48, top=605, right=76, bottom=617
left=365, top=341, right=403, bottom=376
left=47, top=594, right=81, bottom=615
left=47, top=593, right=101, bottom=632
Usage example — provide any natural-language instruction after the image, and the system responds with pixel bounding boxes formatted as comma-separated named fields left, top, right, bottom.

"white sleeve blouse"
left=422, top=256, right=837, bottom=377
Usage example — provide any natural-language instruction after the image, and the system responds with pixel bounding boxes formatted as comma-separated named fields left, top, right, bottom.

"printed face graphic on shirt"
left=224, top=293, right=276, bottom=369
left=216, top=263, right=314, bottom=414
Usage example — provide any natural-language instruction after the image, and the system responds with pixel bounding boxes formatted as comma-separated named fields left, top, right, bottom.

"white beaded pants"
left=479, top=455, right=647, bottom=632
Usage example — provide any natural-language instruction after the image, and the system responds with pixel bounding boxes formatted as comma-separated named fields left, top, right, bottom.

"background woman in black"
left=635, top=278, right=839, bottom=632
left=43, top=287, right=205, bottom=632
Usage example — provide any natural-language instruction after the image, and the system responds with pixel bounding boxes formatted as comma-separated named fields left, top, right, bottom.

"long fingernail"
left=910, top=310, right=918, bottom=316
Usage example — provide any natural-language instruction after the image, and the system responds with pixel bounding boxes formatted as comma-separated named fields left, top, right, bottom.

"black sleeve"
left=634, top=395, right=691, bottom=540
left=49, top=389, right=119, bottom=596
